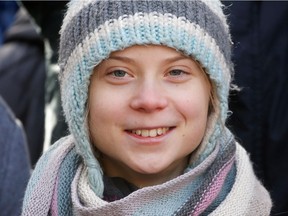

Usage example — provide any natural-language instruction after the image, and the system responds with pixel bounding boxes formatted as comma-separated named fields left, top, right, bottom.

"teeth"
left=142, top=130, right=149, bottom=137
left=157, top=128, right=163, bottom=135
left=131, top=128, right=169, bottom=137
left=149, top=129, right=157, bottom=137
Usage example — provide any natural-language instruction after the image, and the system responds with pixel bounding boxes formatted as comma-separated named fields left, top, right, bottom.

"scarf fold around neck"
left=22, top=130, right=271, bottom=216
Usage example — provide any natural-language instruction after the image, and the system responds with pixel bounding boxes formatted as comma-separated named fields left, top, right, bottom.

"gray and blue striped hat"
left=58, top=0, right=233, bottom=196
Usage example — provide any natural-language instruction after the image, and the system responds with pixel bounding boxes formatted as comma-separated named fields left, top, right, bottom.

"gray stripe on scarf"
left=56, top=147, right=81, bottom=215
left=173, top=135, right=236, bottom=215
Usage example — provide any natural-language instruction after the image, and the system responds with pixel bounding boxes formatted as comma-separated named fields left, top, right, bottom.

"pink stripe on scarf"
left=22, top=136, right=74, bottom=216
left=51, top=175, right=59, bottom=216
left=191, top=156, right=235, bottom=216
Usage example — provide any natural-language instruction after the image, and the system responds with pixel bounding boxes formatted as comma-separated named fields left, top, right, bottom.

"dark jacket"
left=223, top=1, right=288, bottom=214
left=0, top=8, right=46, bottom=165
left=0, top=96, right=31, bottom=216
left=19, top=1, right=70, bottom=146
left=0, top=1, right=18, bottom=44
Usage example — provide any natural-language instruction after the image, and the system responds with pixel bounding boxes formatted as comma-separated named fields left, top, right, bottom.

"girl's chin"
left=128, top=162, right=182, bottom=179
left=128, top=160, right=172, bottom=175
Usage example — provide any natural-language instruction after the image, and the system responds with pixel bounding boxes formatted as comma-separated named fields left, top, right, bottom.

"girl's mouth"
left=127, top=127, right=171, bottom=138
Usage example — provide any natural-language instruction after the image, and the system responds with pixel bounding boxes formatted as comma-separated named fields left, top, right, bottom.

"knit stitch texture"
left=22, top=132, right=272, bottom=215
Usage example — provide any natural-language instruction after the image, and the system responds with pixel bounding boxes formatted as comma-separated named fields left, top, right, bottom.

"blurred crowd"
left=0, top=1, right=67, bottom=215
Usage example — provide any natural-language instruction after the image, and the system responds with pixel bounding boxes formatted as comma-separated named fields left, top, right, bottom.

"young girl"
left=22, top=0, right=272, bottom=215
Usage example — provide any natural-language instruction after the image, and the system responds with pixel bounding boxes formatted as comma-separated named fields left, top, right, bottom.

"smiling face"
left=88, top=45, right=211, bottom=187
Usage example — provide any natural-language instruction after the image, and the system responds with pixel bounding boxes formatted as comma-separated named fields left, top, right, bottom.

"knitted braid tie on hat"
left=58, top=0, right=233, bottom=197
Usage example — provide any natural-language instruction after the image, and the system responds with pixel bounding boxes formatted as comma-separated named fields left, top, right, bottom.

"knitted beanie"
left=58, top=0, right=233, bottom=197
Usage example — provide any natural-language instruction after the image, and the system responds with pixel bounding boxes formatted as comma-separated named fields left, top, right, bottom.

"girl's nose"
left=130, top=81, right=168, bottom=113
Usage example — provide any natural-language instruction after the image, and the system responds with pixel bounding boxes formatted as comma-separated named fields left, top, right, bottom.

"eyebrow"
left=106, top=56, right=136, bottom=64
left=107, top=54, right=191, bottom=64
left=163, top=55, right=192, bottom=63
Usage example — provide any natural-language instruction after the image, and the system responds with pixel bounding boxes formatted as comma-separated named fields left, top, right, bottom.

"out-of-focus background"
left=0, top=1, right=287, bottom=215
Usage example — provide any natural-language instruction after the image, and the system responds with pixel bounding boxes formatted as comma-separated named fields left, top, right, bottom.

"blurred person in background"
left=0, top=1, right=18, bottom=45
left=223, top=1, right=288, bottom=214
left=0, top=95, right=31, bottom=216
left=1, top=1, right=69, bottom=165
left=0, top=7, right=46, bottom=165
left=20, top=1, right=69, bottom=151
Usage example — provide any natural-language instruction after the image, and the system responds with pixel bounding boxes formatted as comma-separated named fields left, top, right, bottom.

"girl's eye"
left=168, top=69, right=189, bottom=77
left=110, top=70, right=127, bottom=77
left=168, top=69, right=185, bottom=76
left=105, top=68, right=133, bottom=84
left=165, top=68, right=192, bottom=82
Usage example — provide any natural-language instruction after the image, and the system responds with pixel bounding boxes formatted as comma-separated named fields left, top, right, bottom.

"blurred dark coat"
left=0, top=1, right=18, bottom=44
left=0, top=96, right=31, bottom=216
left=0, top=8, right=46, bottom=165
left=223, top=1, right=288, bottom=214
left=20, top=1, right=69, bottom=145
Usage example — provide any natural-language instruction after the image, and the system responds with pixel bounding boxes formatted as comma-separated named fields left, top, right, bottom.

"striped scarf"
left=22, top=131, right=271, bottom=215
